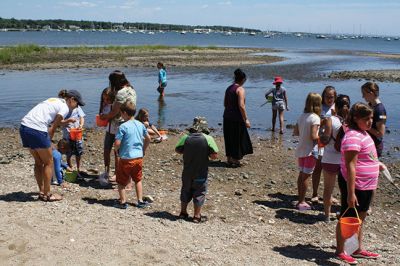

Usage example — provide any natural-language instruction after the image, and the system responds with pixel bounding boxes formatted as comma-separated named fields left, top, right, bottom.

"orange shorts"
left=116, top=158, right=143, bottom=186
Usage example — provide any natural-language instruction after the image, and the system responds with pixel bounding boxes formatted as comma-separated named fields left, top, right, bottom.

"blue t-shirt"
left=158, top=69, right=167, bottom=84
left=115, top=119, right=148, bottom=159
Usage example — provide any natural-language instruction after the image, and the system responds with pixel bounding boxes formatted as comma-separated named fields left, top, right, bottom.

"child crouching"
left=114, top=101, right=151, bottom=209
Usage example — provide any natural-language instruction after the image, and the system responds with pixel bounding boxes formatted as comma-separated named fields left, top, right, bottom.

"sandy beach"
left=0, top=128, right=399, bottom=265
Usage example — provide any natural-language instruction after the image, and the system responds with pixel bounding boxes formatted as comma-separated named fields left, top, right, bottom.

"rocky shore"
left=329, top=69, right=400, bottom=83
left=0, top=128, right=399, bottom=265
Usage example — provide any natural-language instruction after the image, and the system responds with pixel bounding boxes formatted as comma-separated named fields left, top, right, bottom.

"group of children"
left=293, top=82, right=386, bottom=264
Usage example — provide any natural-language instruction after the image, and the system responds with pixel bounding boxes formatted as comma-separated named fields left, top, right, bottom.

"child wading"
left=157, top=62, right=167, bottom=97
left=335, top=102, right=381, bottom=264
left=175, top=117, right=219, bottom=223
left=264, top=76, right=289, bottom=134
left=293, top=93, right=322, bottom=211
left=114, top=101, right=151, bottom=209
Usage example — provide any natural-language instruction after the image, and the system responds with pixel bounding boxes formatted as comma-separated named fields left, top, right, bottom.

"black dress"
left=223, top=84, right=253, bottom=160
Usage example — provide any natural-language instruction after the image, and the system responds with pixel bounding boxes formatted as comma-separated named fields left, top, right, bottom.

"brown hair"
left=303, top=92, right=322, bottom=116
left=346, top=102, right=373, bottom=130
left=361, top=82, right=379, bottom=97
left=120, top=100, right=136, bottom=117
left=99, top=87, right=115, bottom=114
left=321, top=86, right=337, bottom=106
left=58, top=89, right=68, bottom=99
left=136, top=108, right=149, bottom=122
left=57, top=139, right=70, bottom=153
left=157, top=62, right=166, bottom=70
left=109, top=70, right=131, bottom=92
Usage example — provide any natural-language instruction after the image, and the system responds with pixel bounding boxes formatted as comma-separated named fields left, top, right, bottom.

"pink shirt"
left=340, top=129, right=379, bottom=190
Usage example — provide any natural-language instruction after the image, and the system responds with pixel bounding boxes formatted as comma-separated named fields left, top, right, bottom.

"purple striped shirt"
left=340, top=129, right=379, bottom=190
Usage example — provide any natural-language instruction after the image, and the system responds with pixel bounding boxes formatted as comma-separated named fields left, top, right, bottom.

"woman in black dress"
left=223, top=69, right=253, bottom=167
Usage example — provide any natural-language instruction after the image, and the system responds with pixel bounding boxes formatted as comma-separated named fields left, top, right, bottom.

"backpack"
left=334, top=125, right=346, bottom=152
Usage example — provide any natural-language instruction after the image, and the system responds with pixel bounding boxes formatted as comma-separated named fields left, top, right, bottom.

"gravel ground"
left=0, top=128, right=399, bottom=265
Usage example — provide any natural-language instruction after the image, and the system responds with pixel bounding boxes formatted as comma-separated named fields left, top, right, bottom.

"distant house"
left=69, top=25, right=81, bottom=31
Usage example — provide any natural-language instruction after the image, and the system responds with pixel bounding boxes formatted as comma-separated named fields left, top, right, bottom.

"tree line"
left=0, top=17, right=261, bottom=32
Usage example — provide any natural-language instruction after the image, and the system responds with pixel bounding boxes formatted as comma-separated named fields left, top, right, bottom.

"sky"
left=1, top=0, right=400, bottom=35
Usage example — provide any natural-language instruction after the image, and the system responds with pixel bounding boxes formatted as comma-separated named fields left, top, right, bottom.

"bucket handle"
left=340, top=207, right=360, bottom=220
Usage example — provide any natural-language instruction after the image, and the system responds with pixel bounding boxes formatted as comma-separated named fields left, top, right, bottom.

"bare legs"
left=180, top=202, right=202, bottom=219
left=117, top=180, right=143, bottom=204
left=323, top=169, right=337, bottom=218
left=297, top=171, right=312, bottom=204
left=29, top=148, right=54, bottom=196
left=272, top=109, right=285, bottom=134
left=336, top=211, right=367, bottom=254
left=312, top=158, right=322, bottom=200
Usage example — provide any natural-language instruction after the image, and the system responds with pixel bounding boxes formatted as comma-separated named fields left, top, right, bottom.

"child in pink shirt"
left=335, top=102, right=381, bottom=264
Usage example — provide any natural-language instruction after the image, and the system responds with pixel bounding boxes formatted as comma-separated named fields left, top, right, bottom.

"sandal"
left=193, top=216, right=202, bottom=223
left=38, top=192, right=46, bottom=201
left=41, top=193, right=63, bottom=202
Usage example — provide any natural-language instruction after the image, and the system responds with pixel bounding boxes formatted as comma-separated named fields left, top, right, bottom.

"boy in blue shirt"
left=114, top=101, right=151, bottom=209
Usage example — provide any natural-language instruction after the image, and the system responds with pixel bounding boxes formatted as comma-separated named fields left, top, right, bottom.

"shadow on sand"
left=0, top=191, right=37, bottom=202
left=273, top=244, right=339, bottom=266
left=81, top=197, right=116, bottom=207
left=144, top=211, right=178, bottom=222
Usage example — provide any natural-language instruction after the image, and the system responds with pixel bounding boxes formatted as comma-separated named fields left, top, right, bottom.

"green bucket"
left=65, top=170, right=78, bottom=183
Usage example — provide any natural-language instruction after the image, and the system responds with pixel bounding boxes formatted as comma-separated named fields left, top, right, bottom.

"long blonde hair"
left=303, top=92, right=322, bottom=116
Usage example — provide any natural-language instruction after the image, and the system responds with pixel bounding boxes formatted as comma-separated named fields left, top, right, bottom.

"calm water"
left=0, top=31, right=399, bottom=158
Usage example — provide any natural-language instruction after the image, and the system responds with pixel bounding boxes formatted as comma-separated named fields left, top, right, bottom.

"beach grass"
left=0, top=44, right=224, bottom=65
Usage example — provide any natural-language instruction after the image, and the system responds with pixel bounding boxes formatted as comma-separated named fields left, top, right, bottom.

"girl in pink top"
left=335, top=102, right=380, bottom=264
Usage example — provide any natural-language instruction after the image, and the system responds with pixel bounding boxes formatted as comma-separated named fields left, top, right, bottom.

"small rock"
left=234, top=189, right=243, bottom=196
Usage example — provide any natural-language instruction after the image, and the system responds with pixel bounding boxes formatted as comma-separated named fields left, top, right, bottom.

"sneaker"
left=352, top=250, right=381, bottom=259
left=136, top=201, right=150, bottom=209
left=337, top=252, right=358, bottom=265
left=113, top=202, right=128, bottom=209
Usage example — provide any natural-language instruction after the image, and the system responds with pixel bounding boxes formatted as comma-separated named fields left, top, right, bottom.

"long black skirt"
left=223, top=118, right=253, bottom=160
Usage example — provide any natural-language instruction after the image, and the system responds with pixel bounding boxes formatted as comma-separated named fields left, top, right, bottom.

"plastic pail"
left=267, top=95, right=273, bottom=103
left=339, top=208, right=362, bottom=239
left=65, top=170, right=78, bottom=183
left=96, top=115, right=108, bottom=127
left=70, top=128, right=83, bottom=141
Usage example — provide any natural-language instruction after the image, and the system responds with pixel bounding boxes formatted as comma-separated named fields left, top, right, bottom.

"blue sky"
left=1, top=0, right=399, bottom=35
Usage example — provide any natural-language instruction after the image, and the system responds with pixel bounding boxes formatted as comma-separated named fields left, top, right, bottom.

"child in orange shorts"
left=114, top=101, right=151, bottom=209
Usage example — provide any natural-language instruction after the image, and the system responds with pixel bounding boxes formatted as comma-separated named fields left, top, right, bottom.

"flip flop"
left=297, top=202, right=311, bottom=211
left=41, top=193, right=63, bottom=202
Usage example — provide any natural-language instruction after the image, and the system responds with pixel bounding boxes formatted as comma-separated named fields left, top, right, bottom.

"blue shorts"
left=20, top=125, right=51, bottom=149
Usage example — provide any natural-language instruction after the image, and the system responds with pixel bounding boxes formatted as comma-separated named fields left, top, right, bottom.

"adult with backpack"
left=319, top=94, right=351, bottom=222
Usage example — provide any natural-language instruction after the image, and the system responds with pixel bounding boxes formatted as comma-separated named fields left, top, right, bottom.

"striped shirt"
left=340, top=129, right=379, bottom=190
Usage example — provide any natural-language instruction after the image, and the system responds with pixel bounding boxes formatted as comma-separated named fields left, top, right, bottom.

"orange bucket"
left=158, top=130, right=168, bottom=135
left=70, top=128, right=83, bottom=141
left=96, top=115, right=108, bottom=127
left=339, top=208, right=362, bottom=239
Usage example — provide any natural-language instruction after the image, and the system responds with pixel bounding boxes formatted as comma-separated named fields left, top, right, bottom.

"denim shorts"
left=67, top=140, right=84, bottom=157
left=20, top=125, right=51, bottom=149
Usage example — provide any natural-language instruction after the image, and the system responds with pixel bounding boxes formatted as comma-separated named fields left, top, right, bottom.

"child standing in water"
left=157, top=62, right=167, bottom=97
left=335, top=102, right=381, bottom=264
left=265, top=76, right=289, bottom=134
left=98, top=87, right=118, bottom=184
left=293, top=93, right=322, bottom=211
left=136, top=108, right=163, bottom=142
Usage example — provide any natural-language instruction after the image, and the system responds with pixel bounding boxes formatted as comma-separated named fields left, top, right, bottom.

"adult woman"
left=311, top=86, right=337, bottom=203
left=319, top=95, right=350, bottom=221
left=20, top=90, right=85, bottom=201
left=99, top=70, right=137, bottom=182
left=265, top=76, right=289, bottom=134
left=223, top=68, right=253, bottom=167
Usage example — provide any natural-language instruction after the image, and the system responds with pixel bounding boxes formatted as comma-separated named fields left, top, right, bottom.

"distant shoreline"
left=0, top=45, right=283, bottom=71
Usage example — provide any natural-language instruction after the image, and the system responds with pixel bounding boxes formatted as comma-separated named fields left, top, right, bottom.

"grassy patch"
left=0, top=44, right=46, bottom=64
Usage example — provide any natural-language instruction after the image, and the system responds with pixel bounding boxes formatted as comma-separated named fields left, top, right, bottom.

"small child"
left=59, top=89, right=86, bottom=174
left=136, top=108, right=163, bottom=142
left=335, top=102, right=381, bottom=264
left=293, top=93, right=322, bottom=211
left=114, top=101, right=151, bottom=209
left=264, top=76, right=289, bottom=134
left=52, top=139, right=72, bottom=188
left=98, top=87, right=118, bottom=184
left=175, top=117, right=219, bottom=223
left=156, top=62, right=167, bottom=97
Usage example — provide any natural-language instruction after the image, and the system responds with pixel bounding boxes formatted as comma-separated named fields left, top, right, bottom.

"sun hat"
left=273, top=76, right=284, bottom=85
left=67, top=90, right=85, bottom=106
left=188, top=116, right=210, bottom=134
